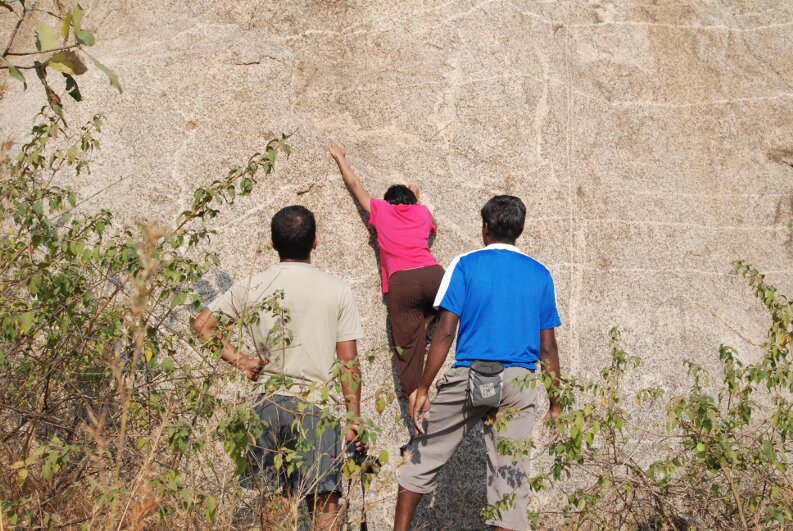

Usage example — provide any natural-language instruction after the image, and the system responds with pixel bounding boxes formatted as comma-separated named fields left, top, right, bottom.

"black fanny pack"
left=467, top=360, right=504, bottom=408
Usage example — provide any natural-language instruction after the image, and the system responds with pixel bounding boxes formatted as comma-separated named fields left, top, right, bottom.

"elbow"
left=433, top=312, right=459, bottom=345
left=540, top=342, right=559, bottom=365
left=539, top=330, right=558, bottom=357
left=434, top=327, right=456, bottom=346
left=192, top=308, right=213, bottom=336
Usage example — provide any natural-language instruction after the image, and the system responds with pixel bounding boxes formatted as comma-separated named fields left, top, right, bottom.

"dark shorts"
left=387, top=264, right=445, bottom=396
left=240, top=395, right=342, bottom=496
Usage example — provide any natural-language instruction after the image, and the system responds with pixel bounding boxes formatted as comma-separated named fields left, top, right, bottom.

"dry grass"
left=0, top=135, right=13, bottom=165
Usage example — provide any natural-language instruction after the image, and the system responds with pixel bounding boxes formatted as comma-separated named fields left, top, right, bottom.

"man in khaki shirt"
left=192, top=205, right=364, bottom=531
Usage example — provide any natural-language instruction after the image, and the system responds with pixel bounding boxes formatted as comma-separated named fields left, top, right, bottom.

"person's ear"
left=482, top=223, right=490, bottom=244
left=312, top=237, right=318, bottom=250
left=270, top=239, right=277, bottom=252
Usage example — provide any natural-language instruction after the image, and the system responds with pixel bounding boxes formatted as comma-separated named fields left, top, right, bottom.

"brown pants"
left=387, top=265, right=445, bottom=396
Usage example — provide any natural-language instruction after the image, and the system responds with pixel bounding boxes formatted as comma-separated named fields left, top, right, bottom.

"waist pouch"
left=467, top=361, right=504, bottom=408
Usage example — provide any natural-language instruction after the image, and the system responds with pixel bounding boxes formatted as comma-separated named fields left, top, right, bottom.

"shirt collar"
left=485, top=243, right=520, bottom=252
left=277, top=261, right=315, bottom=268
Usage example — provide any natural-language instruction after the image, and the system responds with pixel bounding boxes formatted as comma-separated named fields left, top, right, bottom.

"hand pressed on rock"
left=329, top=143, right=346, bottom=161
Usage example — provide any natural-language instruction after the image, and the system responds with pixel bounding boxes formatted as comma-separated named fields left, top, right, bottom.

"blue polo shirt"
left=433, top=243, right=561, bottom=370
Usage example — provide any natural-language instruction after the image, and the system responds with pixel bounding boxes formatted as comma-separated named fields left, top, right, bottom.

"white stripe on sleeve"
left=434, top=247, right=493, bottom=310
left=433, top=255, right=461, bottom=310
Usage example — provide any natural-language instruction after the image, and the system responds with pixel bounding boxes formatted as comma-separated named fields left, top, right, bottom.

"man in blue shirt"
left=394, top=195, right=562, bottom=531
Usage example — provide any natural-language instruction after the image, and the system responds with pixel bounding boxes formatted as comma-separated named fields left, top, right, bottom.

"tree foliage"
left=487, top=263, right=793, bottom=530
left=0, top=8, right=394, bottom=528
left=1, top=1, right=120, bottom=119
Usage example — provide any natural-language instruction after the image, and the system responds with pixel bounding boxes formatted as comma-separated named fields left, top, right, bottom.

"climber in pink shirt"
left=330, top=144, right=444, bottom=447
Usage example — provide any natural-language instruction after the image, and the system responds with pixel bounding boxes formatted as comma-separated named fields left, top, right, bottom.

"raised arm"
left=329, top=143, right=371, bottom=213
left=192, top=307, right=265, bottom=381
left=336, top=339, right=363, bottom=446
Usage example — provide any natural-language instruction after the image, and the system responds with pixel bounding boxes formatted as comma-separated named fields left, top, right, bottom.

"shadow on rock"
left=413, top=426, right=488, bottom=530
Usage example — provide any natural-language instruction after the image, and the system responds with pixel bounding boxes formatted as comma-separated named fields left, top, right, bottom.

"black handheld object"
left=345, top=441, right=382, bottom=473
left=343, top=441, right=383, bottom=531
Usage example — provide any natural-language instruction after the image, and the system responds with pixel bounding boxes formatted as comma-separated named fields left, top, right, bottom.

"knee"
left=306, top=491, right=339, bottom=513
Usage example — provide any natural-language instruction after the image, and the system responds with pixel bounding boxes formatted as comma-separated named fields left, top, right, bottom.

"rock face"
left=2, top=0, right=793, bottom=528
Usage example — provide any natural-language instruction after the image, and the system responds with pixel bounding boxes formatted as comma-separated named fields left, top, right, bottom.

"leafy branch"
left=1, top=2, right=121, bottom=118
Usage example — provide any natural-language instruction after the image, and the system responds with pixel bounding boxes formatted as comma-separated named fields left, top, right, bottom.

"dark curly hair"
left=481, top=195, right=526, bottom=242
left=384, top=185, right=417, bottom=205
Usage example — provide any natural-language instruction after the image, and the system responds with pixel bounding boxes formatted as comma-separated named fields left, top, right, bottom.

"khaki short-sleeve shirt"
left=209, top=262, right=363, bottom=400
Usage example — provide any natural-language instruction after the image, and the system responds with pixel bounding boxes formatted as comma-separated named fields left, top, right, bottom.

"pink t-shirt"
left=369, top=198, right=439, bottom=293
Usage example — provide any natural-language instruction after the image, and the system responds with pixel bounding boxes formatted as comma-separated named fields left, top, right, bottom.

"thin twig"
left=1, top=1, right=28, bottom=58
left=5, top=43, right=81, bottom=56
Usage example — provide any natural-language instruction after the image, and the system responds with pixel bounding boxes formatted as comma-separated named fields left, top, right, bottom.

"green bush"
left=1, top=6, right=399, bottom=527
left=0, top=106, right=396, bottom=528
left=0, top=103, right=264, bottom=524
left=486, top=261, right=792, bottom=530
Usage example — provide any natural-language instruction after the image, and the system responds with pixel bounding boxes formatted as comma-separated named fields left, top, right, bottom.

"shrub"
left=487, top=261, right=792, bottom=530
left=0, top=102, right=399, bottom=528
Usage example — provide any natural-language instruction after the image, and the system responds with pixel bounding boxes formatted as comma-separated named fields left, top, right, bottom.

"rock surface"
left=2, top=0, right=793, bottom=528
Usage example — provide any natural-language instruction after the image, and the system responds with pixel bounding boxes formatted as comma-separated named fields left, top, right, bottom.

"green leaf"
left=15, top=467, right=28, bottom=487
left=20, top=311, right=34, bottom=333
left=696, top=442, right=706, bottom=453
left=161, top=356, right=174, bottom=373
left=72, top=4, right=85, bottom=31
left=35, top=23, right=58, bottom=52
left=47, top=51, right=87, bottom=75
left=762, top=439, right=777, bottom=461
left=63, top=74, right=82, bottom=101
left=273, top=453, right=283, bottom=471
left=7, top=63, right=26, bottom=89
left=75, top=28, right=95, bottom=46
left=85, top=52, right=122, bottom=93
left=205, top=495, right=217, bottom=523
left=69, top=240, right=84, bottom=256
left=375, top=396, right=386, bottom=415
left=60, top=13, right=72, bottom=39
left=171, top=292, right=187, bottom=307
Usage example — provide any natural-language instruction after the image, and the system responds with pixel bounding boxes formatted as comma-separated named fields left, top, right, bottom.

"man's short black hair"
left=271, top=205, right=316, bottom=260
left=384, top=185, right=417, bottom=205
left=481, top=195, right=526, bottom=242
